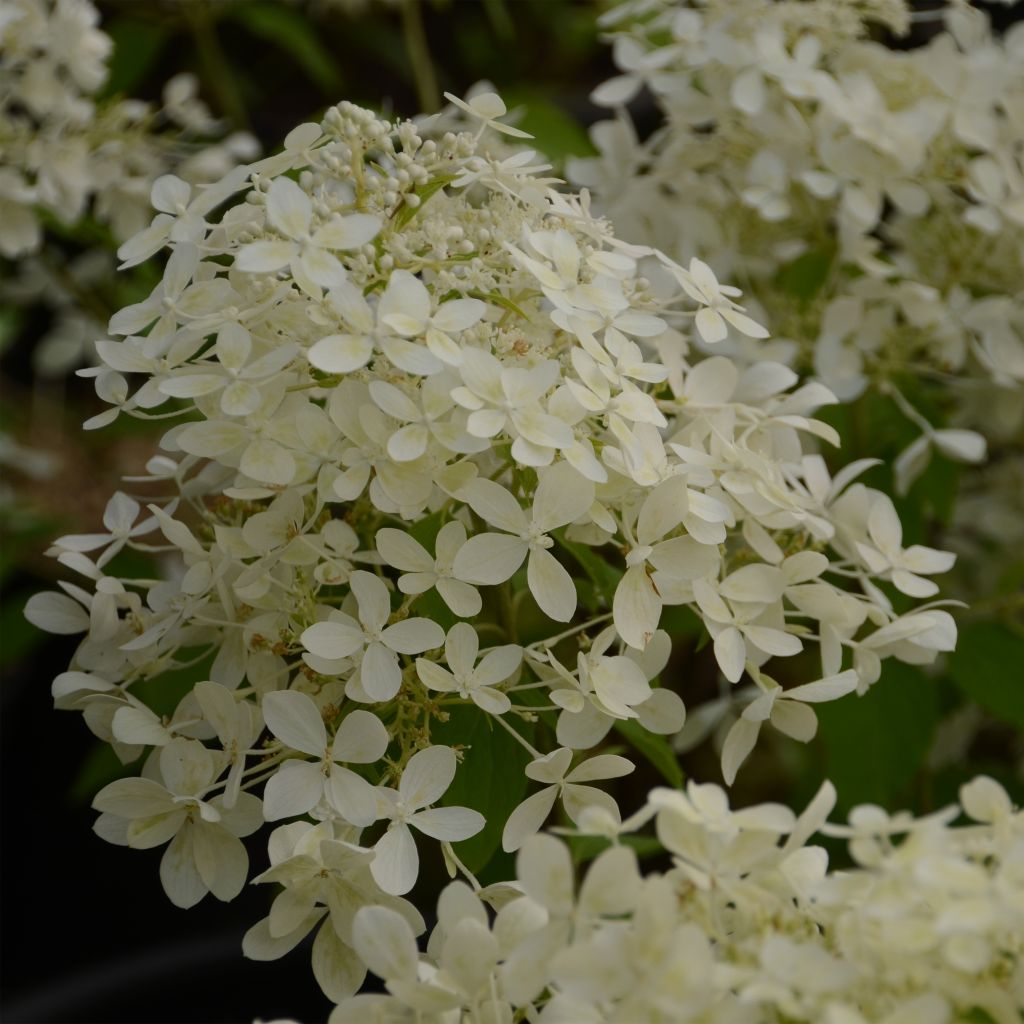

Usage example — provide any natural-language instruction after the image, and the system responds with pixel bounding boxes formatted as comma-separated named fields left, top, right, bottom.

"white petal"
left=350, top=569, right=391, bottom=632
left=371, top=824, right=419, bottom=895
left=531, top=462, right=595, bottom=533
left=410, top=805, right=484, bottom=841
left=369, top=380, right=420, bottom=421
left=933, top=429, right=986, bottom=464
left=460, top=478, right=529, bottom=534
left=718, top=564, right=785, bottom=604
left=473, top=644, right=523, bottom=687
left=298, top=247, right=348, bottom=290
left=151, top=174, right=190, bottom=213
left=160, top=828, right=206, bottom=908
left=243, top=911, right=324, bottom=961
left=312, top=924, right=365, bottom=1003
left=527, top=547, right=578, bottom=623
left=416, top=658, right=457, bottom=693
left=93, top=777, right=174, bottom=818
left=613, top=564, right=662, bottom=651
left=375, top=529, right=432, bottom=572
left=387, top=423, right=429, bottom=462
left=235, top=239, right=296, bottom=273
left=352, top=904, right=419, bottom=979
left=695, top=307, right=728, bottom=344
left=713, top=625, right=747, bottom=683
left=451, top=533, right=527, bottom=585
left=432, top=298, right=485, bottom=333
left=240, top=439, right=295, bottom=486
left=473, top=687, right=511, bottom=715
left=266, top=176, right=312, bottom=238
left=332, top=709, right=389, bottom=763
left=731, top=67, right=765, bottom=115
left=566, top=754, right=635, bottom=783
left=684, top=355, right=738, bottom=404
left=301, top=618, right=364, bottom=660
left=743, top=625, right=802, bottom=657
left=360, top=642, right=403, bottom=701
left=112, top=706, right=171, bottom=746
left=499, top=786, right=557, bottom=851
left=721, top=717, right=761, bottom=786
left=722, top=308, right=769, bottom=339
left=379, top=270, right=431, bottom=331
left=308, top=333, right=373, bottom=374
left=785, top=671, right=858, bottom=703
left=313, top=213, right=381, bottom=250
left=444, top=621, right=479, bottom=677
left=516, top=834, right=574, bottom=916
left=635, top=688, right=686, bottom=734
left=771, top=700, right=818, bottom=742
left=192, top=821, right=248, bottom=901
left=328, top=767, right=379, bottom=826
left=262, top=761, right=324, bottom=820
left=24, top=591, right=90, bottom=634
left=399, top=744, right=456, bottom=809
left=382, top=617, right=445, bottom=655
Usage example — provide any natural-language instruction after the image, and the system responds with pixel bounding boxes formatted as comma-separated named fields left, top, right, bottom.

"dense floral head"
left=576, top=0, right=1024, bottom=497
left=27, top=93, right=962, bottom=1003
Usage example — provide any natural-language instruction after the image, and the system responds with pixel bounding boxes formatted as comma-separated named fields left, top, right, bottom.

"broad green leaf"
left=557, top=537, right=621, bottom=610
left=499, top=89, right=596, bottom=162
left=775, top=247, right=833, bottom=306
left=101, top=17, right=169, bottom=99
left=948, top=623, right=1024, bottom=730
left=815, top=662, right=938, bottom=812
left=569, top=833, right=663, bottom=864
left=613, top=718, right=683, bottom=789
left=434, top=705, right=532, bottom=873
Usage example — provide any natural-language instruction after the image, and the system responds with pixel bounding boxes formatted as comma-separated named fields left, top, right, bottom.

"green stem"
left=400, top=0, right=440, bottom=113
left=187, top=2, right=249, bottom=130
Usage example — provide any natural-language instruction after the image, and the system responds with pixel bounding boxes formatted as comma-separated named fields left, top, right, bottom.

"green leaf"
left=815, top=662, right=939, bottom=812
left=569, top=833, right=663, bottom=864
left=70, top=742, right=134, bottom=805
left=392, top=176, right=454, bottom=230
left=961, top=1009, right=999, bottom=1024
left=101, top=17, right=169, bottom=99
left=775, top=246, right=834, bottom=306
left=0, top=307, right=23, bottom=359
left=227, top=3, right=344, bottom=94
left=613, top=718, right=683, bottom=789
left=132, top=649, right=216, bottom=718
left=556, top=537, right=621, bottom=610
left=434, top=705, right=532, bottom=873
left=948, top=622, right=1024, bottom=730
left=0, top=594, right=46, bottom=669
left=468, top=290, right=531, bottom=322
left=500, top=88, right=596, bottom=162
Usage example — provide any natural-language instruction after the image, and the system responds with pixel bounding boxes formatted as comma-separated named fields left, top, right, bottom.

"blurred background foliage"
left=1, top=1, right=1022, bottom=1015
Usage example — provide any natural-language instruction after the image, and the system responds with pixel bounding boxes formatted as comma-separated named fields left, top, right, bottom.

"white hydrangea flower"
left=371, top=745, right=485, bottom=895
left=27, top=82, right=969, bottom=1012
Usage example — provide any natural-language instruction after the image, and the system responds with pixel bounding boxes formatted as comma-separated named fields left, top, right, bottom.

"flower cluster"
left=0, top=0, right=256, bottom=256
left=28, top=93, right=962, bottom=1002
left=0, top=0, right=257, bottom=378
left=574, top=0, right=1024, bottom=494
left=335, top=775, right=1024, bottom=1024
